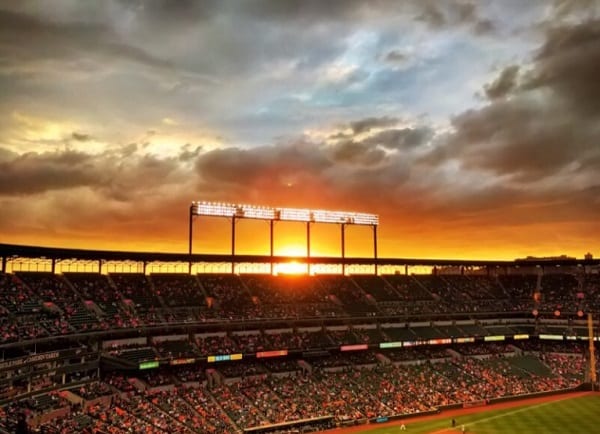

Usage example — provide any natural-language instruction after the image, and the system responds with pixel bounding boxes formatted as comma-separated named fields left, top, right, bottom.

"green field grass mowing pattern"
left=360, top=395, right=600, bottom=434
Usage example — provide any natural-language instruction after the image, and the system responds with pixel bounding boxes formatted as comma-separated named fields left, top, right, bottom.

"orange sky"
left=2, top=211, right=596, bottom=261
left=0, top=2, right=599, bottom=261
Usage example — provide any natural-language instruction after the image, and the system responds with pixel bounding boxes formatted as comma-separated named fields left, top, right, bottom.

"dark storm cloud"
left=526, top=19, right=600, bottom=116
left=193, top=136, right=415, bottom=212
left=195, top=142, right=332, bottom=187
left=121, top=0, right=221, bottom=25
left=71, top=132, right=92, bottom=142
left=0, top=147, right=183, bottom=198
left=178, top=144, right=203, bottom=162
left=330, top=140, right=387, bottom=166
left=384, top=50, right=407, bottom=64
left=418, top=1, right=446, bottom=28
left=348, top=116, right=399, bottom=134
left=436, top=100, right=598, bottom=182
left=237, top=0, right=370, bottom=22
left=484, top=65, right=519, bottom=100
left=364, top=127, right=434, bottom=150
left=326, top=120, right=433, bottom=167
left=417, top=0, right=495, bottom=34
left=0, top=149, right=97, bottom=195
left=425, top=18, right=600, bottom=182
left=0, top=147, right=17, bottom=162
left=132, top=0, right=496, bottom=32
left=0, top=9, right=172, bottom=70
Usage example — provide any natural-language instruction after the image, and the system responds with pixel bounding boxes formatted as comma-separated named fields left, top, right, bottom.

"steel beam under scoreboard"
left=188, top=201, right=379, bottom=275
left=188, top=204, right=194, bottom=256
left=341, top=223, right=346, bottom=275
left=231, top=217, right=236, bottom=274
left=307, top=222, right=311, bottom=275
left=373, top=225, right=378, bottom=275
left=270, top=220, right=274, bottom=275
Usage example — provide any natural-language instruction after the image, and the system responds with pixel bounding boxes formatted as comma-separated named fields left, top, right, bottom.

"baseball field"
left=335, top=392, right=600, bottom=434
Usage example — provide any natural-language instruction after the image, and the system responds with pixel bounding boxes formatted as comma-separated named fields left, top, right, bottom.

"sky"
left=0, top=0, right=599, bottom=260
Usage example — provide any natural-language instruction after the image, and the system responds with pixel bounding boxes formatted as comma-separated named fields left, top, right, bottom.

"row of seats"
left=2, top=271, right=599, bottom=344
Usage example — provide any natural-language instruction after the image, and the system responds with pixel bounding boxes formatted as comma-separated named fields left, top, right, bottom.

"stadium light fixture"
left=191, top=201, right=379, bottom=226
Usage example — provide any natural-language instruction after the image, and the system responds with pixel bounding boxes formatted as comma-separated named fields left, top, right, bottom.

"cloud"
left=71, top=132, right=92, bottom=142
left=348, top=116, right=399, bottom=134
left=192, top=129, right=420, bottom=212
left=425, top=18, right=600, bottom=182
left=0, top=1, right=598, bottom=257
left=195, top=141, right=331, bottom=187
left=384, top=50, right=408, bottom=64
left=363, top=127, right=434, bottom=150
left=0, top=149, right=97, bottom=195
left=416, top=0, right=495, bottom=34
left=0, top=146, right=184, bottom=198
left=330, top=140, right=387, bottom=166
left=178, top=144, right=203, bottom=162
left=484, top=65, right=519, bottom=100
left=0, top=147, right=17, bottom=162
left=526, top=18, right=600, bottom=116
left=0, top=9, right=171, bottom=71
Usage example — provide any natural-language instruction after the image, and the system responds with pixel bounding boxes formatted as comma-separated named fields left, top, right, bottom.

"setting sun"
left=276, top=245, right=308, bottom=258
left=273, top=261, right=308, bottom=275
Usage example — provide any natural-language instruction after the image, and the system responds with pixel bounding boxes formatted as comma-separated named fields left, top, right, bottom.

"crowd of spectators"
left=196, top=334, right=239, bottom=356
left=104, top=373, right=135, bottom=393
left=261, top=359, right=301, bottom=373
left=516, top=340, right=586, bottom=353
left=138, top=369, right=174, bottom=388
left=218, top=361, right=267, bottom=379
left=6, top=341, right=594, bottom=433
left=4, top=271, right=600, bottom=345
left=172, top=366, right=207, bottom=384
left=541, top=353, right=587, bottom=382
left=153, top=339, right=199, bottom=360
left=3, top=269, right=600, bottom=433
left=382, top=346, right=450, bottom=362
left=455, top=343, right=515, bottom=356
left=65, top=272, right=136, bottom=330
left=76, top=382, right=114, bottom=401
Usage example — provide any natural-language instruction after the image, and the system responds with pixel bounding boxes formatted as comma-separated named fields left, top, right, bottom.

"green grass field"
left=360, top=394, right=600, bottom=434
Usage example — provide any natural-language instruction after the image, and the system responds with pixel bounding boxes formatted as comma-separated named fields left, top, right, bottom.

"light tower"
left=188, top=201, right=379, bottom=274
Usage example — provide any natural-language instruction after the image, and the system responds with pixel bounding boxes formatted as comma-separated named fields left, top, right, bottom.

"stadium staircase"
left=62, top=275, right=104, bottom=317
left=510, top=354, right=554, bottom=377
left=409, top=275, right=438, bottom=299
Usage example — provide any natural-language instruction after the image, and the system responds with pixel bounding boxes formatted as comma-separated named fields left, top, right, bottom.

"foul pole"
left=588, top=313, right=596, bottom=390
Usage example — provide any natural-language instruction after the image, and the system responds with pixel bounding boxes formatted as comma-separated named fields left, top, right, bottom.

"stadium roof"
left=0, top=243, right=598, bottom=268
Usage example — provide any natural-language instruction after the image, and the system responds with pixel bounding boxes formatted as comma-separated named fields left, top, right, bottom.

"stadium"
left=1, top=202, right=599, bottom=434
left=3, top=0, right=600, bottom=432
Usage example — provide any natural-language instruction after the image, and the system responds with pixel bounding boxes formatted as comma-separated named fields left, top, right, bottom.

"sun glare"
left=274, top=261, right=307, bottom=275
left=277, top=245, right=307, bottom=257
